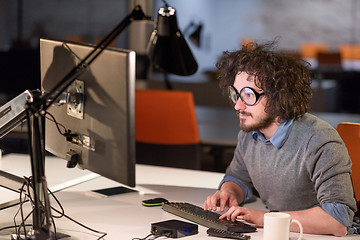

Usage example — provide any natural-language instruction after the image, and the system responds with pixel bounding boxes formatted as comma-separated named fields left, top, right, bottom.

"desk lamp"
left=148, top=2, right=198, bottom=76
left=0, top=3, right=197, bottom=240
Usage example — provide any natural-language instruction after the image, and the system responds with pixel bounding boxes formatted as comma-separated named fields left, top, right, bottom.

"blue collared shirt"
left=220, top=120, right=354, bottom=230
left=252, top=119, right=293, bottom=149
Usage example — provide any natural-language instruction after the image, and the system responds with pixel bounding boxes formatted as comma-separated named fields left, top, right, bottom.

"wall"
left=0, top=0, right=130, bottom=50
left=155, top=0, right=360, bottom=72
left=1, top=0, right=360, bottom=72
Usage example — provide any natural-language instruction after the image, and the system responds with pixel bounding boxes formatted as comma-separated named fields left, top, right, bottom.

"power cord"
left=0, top=110, right=107, bottom=239
left=12, top=176, right=34, bottom=239
left=132, top=232, right=172, bottom=240
left=43, top=111, right=69, bottom=137
left=0, top=175, right=107, bottom=240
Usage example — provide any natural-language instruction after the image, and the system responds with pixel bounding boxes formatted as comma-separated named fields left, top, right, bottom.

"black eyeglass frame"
left=228, top=85, right=265, bottom=106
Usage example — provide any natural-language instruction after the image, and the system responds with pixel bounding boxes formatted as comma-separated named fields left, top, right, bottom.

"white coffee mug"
left=263, top=212, right=303, bottom=240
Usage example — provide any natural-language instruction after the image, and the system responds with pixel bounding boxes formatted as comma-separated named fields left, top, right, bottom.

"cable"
left=44, top=110, right=83, bottom=148
left=47, top=188, right=65, bottom=219
left=12, top=177, right=33, bottom=239
left=47, top=186, right=108, bottom=240
left=44, top=111, right=68, bottom=137
left=132, top=232, right=171, bottom=240
left=0, top=110, right=107, bottom=239
left=44, top=110, right=107, bottom=239
left=1, top=175, right=107, bottom=240
left=132, top=233, right=153, bottom=240
left=51, top=207, right=107, bottom=240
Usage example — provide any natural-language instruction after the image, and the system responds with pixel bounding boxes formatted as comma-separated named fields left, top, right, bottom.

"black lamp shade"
left=147, top=6, right=198, bottom=76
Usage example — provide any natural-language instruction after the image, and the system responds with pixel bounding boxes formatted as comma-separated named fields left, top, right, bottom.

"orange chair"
left=135, top=89, right=201, bottom=169
left=339, top=44, right=360, bottom=60
left=336, top=122, right=360, bottom=202
left=300, top=42, right=327, bottom=59
left=317, top=52, right=342, bottom=66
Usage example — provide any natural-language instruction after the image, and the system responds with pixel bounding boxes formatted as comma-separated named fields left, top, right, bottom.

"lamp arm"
left=13, top=5, right=150, bottom=239
left=0, top=5, right=150, bottom=239
left=36, top=5, right=150, bottom=114
left=0, top=5, right=151, bottom=138
left=0, top=5, right=150, bottom=153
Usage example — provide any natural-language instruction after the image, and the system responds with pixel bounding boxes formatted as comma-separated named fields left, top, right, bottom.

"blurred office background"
left=0, top=0, right=360, bottom=170
left=1, top=0, right=360, bottom=112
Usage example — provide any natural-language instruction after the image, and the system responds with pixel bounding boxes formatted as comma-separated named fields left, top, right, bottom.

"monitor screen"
left=40, top=38, right=136, bottom=187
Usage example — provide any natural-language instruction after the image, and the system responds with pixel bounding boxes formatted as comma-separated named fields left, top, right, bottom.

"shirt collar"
left=252, top=119, right=294, bottom=149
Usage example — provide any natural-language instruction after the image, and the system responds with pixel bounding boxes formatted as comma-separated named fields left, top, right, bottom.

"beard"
left=237, top=110, right=274, bottom=132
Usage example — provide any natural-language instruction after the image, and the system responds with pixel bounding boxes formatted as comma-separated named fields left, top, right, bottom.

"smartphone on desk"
left=88, top=186, right=137, bottom=198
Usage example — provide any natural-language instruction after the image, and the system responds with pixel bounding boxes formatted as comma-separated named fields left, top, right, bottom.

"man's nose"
left=234, top=98, right=246, bottom=111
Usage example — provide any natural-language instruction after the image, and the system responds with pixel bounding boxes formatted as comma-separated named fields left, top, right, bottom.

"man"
left=203, top=41, right=357, bottom=237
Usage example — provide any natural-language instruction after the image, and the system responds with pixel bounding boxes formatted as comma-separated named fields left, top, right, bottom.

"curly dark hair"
left=216, top=41, right=313, bottom=120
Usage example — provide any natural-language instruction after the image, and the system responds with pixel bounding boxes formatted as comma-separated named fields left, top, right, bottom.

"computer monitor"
left=40, top=38, right=136, bottom=187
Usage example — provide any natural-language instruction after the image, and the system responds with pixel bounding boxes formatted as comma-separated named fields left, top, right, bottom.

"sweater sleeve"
left=305, top=126, right=357, bottom=223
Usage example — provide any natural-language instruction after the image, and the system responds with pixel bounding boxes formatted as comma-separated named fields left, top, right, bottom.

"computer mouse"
left=142, top=197, right=169, bottom=207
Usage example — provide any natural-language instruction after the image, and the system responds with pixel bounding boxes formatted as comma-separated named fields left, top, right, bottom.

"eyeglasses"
left=228, top=85, right=264, bottom=106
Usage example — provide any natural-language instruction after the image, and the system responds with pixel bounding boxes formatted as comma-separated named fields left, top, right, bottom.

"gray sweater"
left=225, top=113, right=357, bottom=219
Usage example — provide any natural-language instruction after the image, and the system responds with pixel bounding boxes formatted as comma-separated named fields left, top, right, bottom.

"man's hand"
left=203, top=190, right=240, bottom=212
left=219, top=206, right=266, bottom=227
left=220, top=206, right=348, bottom=236
left=204, top=181, right=245, bottom=212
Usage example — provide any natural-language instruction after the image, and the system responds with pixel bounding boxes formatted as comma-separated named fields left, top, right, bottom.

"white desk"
left=0, top=154, right=358, bottom=239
